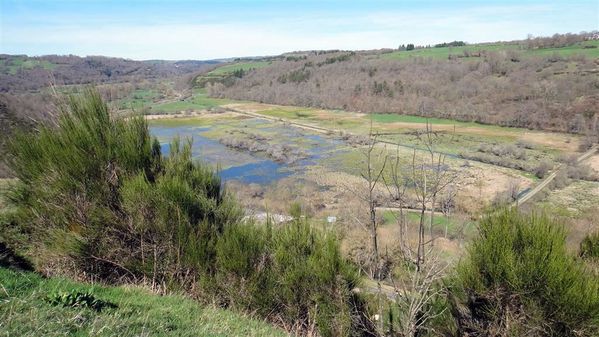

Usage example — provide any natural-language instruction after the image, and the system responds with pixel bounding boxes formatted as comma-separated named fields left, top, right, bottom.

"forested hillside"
left=0, top=54, right=219, bottom=92
left=208, top=35, right=599, bottom=134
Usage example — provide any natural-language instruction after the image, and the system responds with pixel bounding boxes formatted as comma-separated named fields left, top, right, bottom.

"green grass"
left=207, top=61, right=271, bottom=75
left=116, top=89, right=160, bottom=110
left=0, top=267, right=287, bottom=337
left=371, top=113, right=477, bottom=126
left=382, top=43, right=518, bottom=60
left=0, top=57, right=57, bottom=75
left=527, top=40, right=599, bottom=58
left=0, top=179, right=15, bottom=213
left=150, top=91, right=234, bottom=113
left=381, top=210, right=476, bottom=238
left=381, top=40, right=599, bottom=60
left=258, top=106, right=522, bottom=133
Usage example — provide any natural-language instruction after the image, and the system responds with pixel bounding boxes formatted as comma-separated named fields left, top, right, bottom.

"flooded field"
left=146, top=109, right=594, bottom=264
left=149, top=116, right=348, bottom=185
left=149, top=113, right=535, bottom=217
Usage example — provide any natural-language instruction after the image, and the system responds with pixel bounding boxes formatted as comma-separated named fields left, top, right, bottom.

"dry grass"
left=222, top=101, right=581, bottom=153
left=586, top=154, right=599, bottom=175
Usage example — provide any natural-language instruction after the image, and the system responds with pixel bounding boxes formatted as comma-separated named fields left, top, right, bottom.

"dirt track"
left=514, top=144, right=598, bottom=206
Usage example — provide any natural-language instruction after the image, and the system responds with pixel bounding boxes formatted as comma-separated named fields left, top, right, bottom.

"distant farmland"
left=381, top=40, right=599, bottom=60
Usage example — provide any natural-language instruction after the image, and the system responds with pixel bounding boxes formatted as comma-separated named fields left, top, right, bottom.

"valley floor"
left=140, top=92, right=598, bottom=264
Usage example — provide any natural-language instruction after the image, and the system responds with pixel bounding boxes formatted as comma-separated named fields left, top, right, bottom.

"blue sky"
left=1, top=0, right=597, bottom=60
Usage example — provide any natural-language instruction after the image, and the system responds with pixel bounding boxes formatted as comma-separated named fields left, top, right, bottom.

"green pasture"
left=207, top=61, right=272, bottom=75
left=0, top=56, right=57, bottom=75
left=382, top=40, right=599, bottom=60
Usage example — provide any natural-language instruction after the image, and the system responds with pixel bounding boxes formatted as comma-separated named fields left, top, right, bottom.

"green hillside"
left=0, top=267, right=287, bottom=337
left=0, top=56, right=57, bottom=75
left=207, top=61, right=271, bottom=75
left=382, top=40, right=599, bottom=60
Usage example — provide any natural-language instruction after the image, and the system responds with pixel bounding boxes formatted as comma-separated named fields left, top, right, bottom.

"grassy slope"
left=381, top=40, right=599, bottom=60
left=1, top=179, right=284, bottom=337
left=0, top=180, right=285, bottom=336
left=151, top=89, right=234, bottom=113
left=115, top=88, right=160, bottom=110
left=0, top=56, right=57, bottom=75
left=207, top=61, right=271, bottom=75
left=0, top=268, right=287, bottom=337
left=381, top=210, right=477, bottom=238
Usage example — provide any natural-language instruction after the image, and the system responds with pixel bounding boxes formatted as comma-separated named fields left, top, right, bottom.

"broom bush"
left=453, top=209, right=599, bottom=336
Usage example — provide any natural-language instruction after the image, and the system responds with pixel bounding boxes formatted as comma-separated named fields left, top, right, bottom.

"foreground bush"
left=212, top=219, right=373, bottom=336
left=451, top=209, right=599, bottom=337
left=4, top=90, right=370, bottom=336
left=7, top=89, right=239, bottom=282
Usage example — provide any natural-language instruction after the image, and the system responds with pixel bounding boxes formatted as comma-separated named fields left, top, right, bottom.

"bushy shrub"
left=5, top=90, right=371, bottom=336
left=533, top=160, right=553, bottom=178
left=566, top=163, right=598, bottom=181
left=452, top=209, right=599, bottom=336
left=212, top=218, right=370, bottom=337
left=6, top=89, right=240, bottom=282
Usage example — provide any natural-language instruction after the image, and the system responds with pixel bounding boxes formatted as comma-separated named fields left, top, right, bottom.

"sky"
left=1, top=0, right=598, bottom=60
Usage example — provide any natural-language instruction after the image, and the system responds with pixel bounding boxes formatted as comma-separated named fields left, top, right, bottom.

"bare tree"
left=343, top=120, right=388, bottom=334
left=364, top=136, right=387, bottom=280
left=418, top=123, right=459, bottom=248
left=393, top=254, right=448, bottom=337
left=365, top=130, right=388, bottom=334
left=384, top=144, right=410, bottom=260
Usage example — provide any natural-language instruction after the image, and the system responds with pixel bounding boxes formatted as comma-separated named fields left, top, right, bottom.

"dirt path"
left=360, top=279, right=399, bottom=300
left=514, top=144, right=599, bottom=206
left=376, top=145, right=598, bottom=213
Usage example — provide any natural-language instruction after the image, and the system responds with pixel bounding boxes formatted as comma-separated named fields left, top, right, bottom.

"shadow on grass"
left=0, top=242, right=34, bottom=272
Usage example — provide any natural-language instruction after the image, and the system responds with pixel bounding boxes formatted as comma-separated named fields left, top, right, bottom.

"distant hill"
left=0, top=54, right=221, bottom=92
left=0, top=54, right=223, bottom=177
